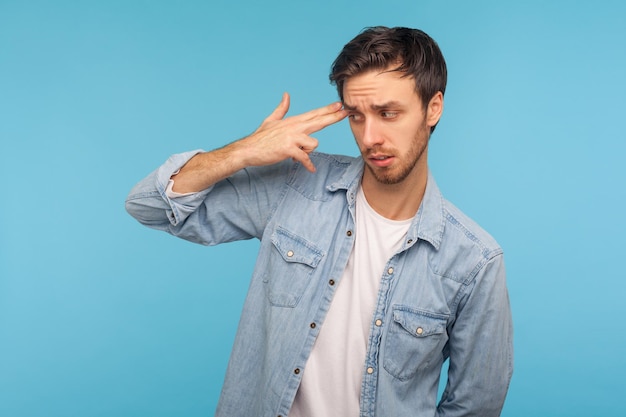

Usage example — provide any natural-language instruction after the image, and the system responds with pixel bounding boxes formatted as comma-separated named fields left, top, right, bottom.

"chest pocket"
left=263, top=227, right=324, bottom=307
left=383, top=306, right=449, bottom=381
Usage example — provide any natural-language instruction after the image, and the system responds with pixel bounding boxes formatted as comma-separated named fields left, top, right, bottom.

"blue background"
left=1, top=1, right=625, bottom=416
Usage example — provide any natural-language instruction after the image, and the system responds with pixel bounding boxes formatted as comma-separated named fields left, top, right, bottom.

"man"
left=126, top=26, right=513, bottom=417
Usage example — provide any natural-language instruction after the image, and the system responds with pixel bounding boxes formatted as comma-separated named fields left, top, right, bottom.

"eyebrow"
left=343, top=101, right=404, bottom=111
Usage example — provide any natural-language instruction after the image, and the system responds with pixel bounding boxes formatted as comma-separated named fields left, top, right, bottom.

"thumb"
left=264, top=92, right=290, bottom=122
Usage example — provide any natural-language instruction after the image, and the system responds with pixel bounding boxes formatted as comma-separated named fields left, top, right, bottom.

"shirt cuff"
left=165, top=169, right=195, bottom=198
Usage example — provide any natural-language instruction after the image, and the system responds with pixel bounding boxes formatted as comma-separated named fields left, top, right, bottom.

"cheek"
left=397, top=119, right=426, bottom=140
left=384, top=123, right=410, bottom=143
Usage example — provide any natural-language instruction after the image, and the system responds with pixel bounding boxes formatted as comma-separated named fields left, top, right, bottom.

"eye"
left=348, top=113, right=364, bottom=122
left=381, top=111, right=398, bottom=119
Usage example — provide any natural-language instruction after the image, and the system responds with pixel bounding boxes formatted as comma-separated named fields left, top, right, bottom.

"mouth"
left=367, top=154, right=394, bottom=167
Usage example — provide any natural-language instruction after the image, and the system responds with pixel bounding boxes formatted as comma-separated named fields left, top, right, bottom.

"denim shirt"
left=126, top=151, right=513, bottom=417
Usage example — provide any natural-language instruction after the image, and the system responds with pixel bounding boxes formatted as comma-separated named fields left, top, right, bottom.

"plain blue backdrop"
left=1, top=1, right=625, bottom=416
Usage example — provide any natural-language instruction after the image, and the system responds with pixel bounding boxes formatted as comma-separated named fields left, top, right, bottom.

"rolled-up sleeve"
left=125, top=150, right=291, bottom=246
left=125, top=150, right=207, bottom=227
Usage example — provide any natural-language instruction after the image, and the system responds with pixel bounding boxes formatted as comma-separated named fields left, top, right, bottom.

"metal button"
left=294, top=368, right=300, bottom=374
left=375, top=319, right=382, bottom=327
left=416, top=327, right=423, bottom=335
left=367, top=367, right=374, bottom=374
left=407, top=239, right=413, bottom=244
left=346, top=230, right=353, bottom=236
left=329, top=279, right=335, bottom=286
left=387, top=267, right=394, bottom=275
left=310, top=322, right=316, bottom=329
left=287, top=250, right=294, bottom=257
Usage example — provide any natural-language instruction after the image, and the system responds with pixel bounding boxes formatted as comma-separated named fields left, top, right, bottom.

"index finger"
left=301, top=106, right=348, bottom=135
left=290, top=101, right=344, bottom=123
left=284, top=100, right=348, bottom=134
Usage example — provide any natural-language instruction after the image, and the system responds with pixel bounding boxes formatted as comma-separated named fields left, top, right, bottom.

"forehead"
left=342, top=69, right=419, bottom=107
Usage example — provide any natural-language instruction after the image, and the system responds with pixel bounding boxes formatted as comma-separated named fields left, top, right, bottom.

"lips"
left=368, top=154, right=394, bottom=167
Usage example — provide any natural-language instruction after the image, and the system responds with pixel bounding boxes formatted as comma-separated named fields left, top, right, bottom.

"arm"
left=125, top=93, right=347, bottom=244
left=169, top=92, right=347, bottom=193
left=437, top=254, right=513, bottom=417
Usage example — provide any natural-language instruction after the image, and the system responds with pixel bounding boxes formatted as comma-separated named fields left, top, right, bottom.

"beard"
left=363, top=125, right=430, bottom=185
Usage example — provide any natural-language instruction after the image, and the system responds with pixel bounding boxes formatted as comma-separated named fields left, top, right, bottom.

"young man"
left=126, top=26, right=513, bottom=417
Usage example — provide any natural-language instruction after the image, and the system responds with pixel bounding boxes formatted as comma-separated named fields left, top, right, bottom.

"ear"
left=426, top=92, right=444, bottom=128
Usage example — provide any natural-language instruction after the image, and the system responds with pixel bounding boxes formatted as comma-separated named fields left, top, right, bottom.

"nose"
left=360, top=118, right=384, bottom=149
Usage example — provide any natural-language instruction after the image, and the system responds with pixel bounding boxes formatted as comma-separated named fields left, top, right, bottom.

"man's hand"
left=170, top=93, right=347, bottom=193
left=233, top=92, right=347, bottom=173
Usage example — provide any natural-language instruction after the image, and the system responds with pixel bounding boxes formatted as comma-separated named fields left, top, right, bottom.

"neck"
left=361, top=163, right=428, bottom=221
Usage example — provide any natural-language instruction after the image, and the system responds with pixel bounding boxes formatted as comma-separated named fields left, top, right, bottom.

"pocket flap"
left=271, top=227, right=323, bottom=268
left=392, top=307, right=447, bottom=338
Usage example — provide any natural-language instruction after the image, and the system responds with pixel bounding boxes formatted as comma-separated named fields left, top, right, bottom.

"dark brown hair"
left=330, top=26, right=447, bottom=114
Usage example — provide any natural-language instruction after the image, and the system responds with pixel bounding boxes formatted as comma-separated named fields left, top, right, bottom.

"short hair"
left=330, top=26, right=447, bottom=115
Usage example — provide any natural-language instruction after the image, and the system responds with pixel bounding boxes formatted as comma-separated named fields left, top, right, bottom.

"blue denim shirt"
left=126, top=151, right=513, bottom=417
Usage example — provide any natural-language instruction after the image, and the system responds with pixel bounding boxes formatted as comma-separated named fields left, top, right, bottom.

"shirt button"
left=346, top=230, right=353, bottom=237
left=287, top=250, right=294, bottom=257
left=310, top=322, right=316, bottom=329
left=416, top=327, right=424, bottom=335
left=367, top=367, right=374, bottom=374
left=387, top=267, right=394, bottom=274
left=294, top=368, right=300, bottom=375
left=329, top=279, right=335, bottom=286
left=375, top=319, right=382, bottom=327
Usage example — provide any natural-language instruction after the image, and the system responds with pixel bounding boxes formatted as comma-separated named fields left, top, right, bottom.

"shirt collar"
left=327, top=157, right=444, bottom=250
left=326, top=157, right=364, bottom=194
left=411, top=170, right=445, bottom=250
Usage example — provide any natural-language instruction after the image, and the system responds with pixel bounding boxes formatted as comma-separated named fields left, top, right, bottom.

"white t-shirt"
left=289, top=186, right=413, bottom=416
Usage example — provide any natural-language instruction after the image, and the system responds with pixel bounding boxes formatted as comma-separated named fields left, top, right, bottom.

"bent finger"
left=292, top=149, right=317, bottom=173
left=298, top=136, right=319, bottom=153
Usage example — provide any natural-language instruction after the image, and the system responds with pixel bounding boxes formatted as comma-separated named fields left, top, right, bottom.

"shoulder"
left=442, top=198, right=502, bottom=257
left=431, top=196, right=503, bottom=285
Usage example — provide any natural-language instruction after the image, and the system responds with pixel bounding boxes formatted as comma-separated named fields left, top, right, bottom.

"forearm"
left=170, top=141, right=249, bottom=194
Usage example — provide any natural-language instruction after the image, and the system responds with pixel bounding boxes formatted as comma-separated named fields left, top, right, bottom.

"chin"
left=368, top=167, right=405, bottom=185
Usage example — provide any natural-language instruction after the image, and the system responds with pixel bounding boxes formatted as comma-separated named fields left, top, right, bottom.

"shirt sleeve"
left=436, top=254, right=514, bottom=417
left=165, top=169, right=195, bottom=198
left=125, top=149, right=293, bottom=246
